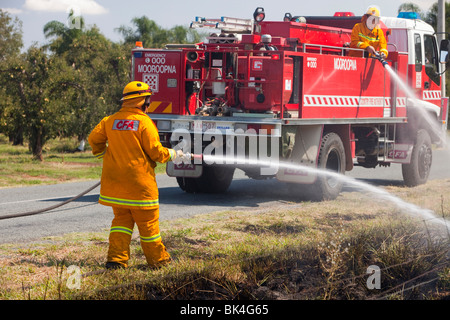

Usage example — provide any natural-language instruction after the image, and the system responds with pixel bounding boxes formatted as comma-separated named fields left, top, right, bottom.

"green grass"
left=1, top=180, right=449, bottom=300
left=0, top=135, right=166, bottom=188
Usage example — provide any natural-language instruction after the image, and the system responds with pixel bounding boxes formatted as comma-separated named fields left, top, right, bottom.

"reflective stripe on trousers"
left=140, top=233, right=161, bottom=243
left=110, top=226, right=133, bottom=235
left=100, top=194, right=159, bottom=207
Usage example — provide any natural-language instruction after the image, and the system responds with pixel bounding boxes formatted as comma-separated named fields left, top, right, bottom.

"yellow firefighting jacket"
left=349, top=16, right=388, bottom=58
left=88, top=99, right=176, bottom=209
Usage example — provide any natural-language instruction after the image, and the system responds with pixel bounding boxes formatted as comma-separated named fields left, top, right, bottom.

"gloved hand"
left=366, top=46, right=377, bottom=56
left=173, top=149, right=192, bottom=164
left=380, top=52, right=387, bottom=59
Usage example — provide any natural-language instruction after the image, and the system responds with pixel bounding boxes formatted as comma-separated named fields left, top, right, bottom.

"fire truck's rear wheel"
left=176, top=177, right=199, bottom=193
left=176, top=166, right=235, bottom=193
left=197, top=166, right=235, bottom=193
left=311, top=132, right=346, bottom=201
left=402, top=129, right=432, bottom=187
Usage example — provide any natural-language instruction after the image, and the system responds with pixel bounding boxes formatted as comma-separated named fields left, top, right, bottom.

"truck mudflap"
left=387, top=144, right=413, bottom=163
left=276, top=125, right=322, bottom=184
left=167, top=162, right=203, bottom=178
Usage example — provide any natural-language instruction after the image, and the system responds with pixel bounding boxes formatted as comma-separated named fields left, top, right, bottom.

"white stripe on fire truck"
left=303, top=95, right=406, bottom=107
left=423, top=91, right=441, bottom=100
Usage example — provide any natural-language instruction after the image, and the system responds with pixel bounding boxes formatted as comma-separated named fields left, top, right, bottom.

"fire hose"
left=373, top=52, right=388, bottom=67
left=0, top=181, right=101, bottom=221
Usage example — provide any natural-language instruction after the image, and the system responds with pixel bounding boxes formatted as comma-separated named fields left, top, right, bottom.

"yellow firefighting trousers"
left=107, top=207, right=170, bottom=267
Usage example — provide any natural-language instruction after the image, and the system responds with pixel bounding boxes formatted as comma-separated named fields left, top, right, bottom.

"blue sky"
left=0, top=0, right=437, bottom=49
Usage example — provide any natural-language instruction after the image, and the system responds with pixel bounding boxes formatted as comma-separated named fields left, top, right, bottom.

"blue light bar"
left=397, top=12, right=421, bottom=19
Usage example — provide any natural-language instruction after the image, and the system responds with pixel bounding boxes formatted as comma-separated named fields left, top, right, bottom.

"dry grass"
left=1, top=179, right=449, bottom=300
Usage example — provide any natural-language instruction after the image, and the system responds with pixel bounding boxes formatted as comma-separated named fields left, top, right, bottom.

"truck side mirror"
left=439, top=39, right=450, bottom=67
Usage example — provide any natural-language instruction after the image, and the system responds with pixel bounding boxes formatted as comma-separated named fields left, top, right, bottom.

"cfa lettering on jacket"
left=112, top=119, right=140, bottom=131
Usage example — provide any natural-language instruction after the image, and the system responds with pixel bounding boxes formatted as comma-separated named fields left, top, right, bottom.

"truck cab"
left=383, top=15, right=444, bottom=115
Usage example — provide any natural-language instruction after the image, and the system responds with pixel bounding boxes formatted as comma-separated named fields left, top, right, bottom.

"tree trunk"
left=11, top=127, right=24, bottom=146
left=30, top=128, right=44, bottom=161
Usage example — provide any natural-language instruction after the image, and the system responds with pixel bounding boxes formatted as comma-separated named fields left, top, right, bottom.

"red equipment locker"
left=238, top=55, right=294, bottom=112
left=133, top=50, right=183, bottom=114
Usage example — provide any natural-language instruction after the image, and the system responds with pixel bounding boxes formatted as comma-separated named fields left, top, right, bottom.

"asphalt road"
left=1, top=146, right=449, bottom=245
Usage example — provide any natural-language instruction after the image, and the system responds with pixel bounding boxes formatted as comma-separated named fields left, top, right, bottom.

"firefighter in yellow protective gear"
left=88, top=81, right=187, bottom=269
left=349, top=6, right=388, bottom=59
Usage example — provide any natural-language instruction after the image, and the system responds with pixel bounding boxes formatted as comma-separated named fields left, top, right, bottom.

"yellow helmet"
left=121, top=81, right=152, bottom=101
left=366, top=5, right=380, bottom=17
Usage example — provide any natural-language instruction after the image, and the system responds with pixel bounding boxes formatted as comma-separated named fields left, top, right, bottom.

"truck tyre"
left=177, top=166, right=235, bottom=193
left=402, top=129, right=432, bottom=187
left=176, top=177, right=200, bottom=193
left=311, top=132, right=346, bottom=201
left=196, top=166, right=235, bottom=193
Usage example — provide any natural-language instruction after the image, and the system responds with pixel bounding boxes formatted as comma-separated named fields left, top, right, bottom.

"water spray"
left=376, top=52, right=447, bottom=145
left=175, top=50, right=450, bottom=236
left=202, top=154, right=450, bottom=235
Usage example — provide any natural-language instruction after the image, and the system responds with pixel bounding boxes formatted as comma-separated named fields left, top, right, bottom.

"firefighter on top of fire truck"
left=348, top=5, right=388, bottom=59
left=88, top=81, right=189, bottom=269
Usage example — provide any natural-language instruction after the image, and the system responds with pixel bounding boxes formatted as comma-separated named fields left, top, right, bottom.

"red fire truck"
left=131, top=8, right=449, bottom=200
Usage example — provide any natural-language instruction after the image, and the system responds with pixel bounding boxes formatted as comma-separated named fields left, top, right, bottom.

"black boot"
left=105, top=262, right=125, bottom=269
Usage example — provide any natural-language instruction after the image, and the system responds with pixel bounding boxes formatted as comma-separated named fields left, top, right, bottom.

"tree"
left=43, top=12, right=130, bottom=151
left=0, top=9, right=23, bottom=145
left=0, top=9, right=22, bottom=61
left=60, top=27, right=131, bottom=149
left=116, top=16, right=204, bottom=48
left=116, top=16, right=162, bottom=47
left=2, top=46, right=77, bottom=160
left=43, top=9, right=85, bottom=55
left=422, top=2, right=450, bottom=34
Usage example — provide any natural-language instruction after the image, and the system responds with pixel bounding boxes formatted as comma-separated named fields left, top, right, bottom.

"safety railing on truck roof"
left=302, top=42, right=407, bottom=57
left=302, top=43, right=365, bottom=56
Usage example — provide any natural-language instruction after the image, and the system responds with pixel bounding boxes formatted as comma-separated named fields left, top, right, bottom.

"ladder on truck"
left=378, top=123, right=396, bottom=163
left=190, top=16, right=254, bottom=33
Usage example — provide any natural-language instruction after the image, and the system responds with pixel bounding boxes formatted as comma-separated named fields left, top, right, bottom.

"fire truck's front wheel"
left=402, top=129, right=432, bottom=187
left=312, top=132, right=346, bottom=201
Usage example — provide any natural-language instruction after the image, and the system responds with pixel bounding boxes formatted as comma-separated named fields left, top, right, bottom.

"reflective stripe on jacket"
left=349, top=21, right=388, bottom=58
left=88, top=99, right=176, bottom=209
